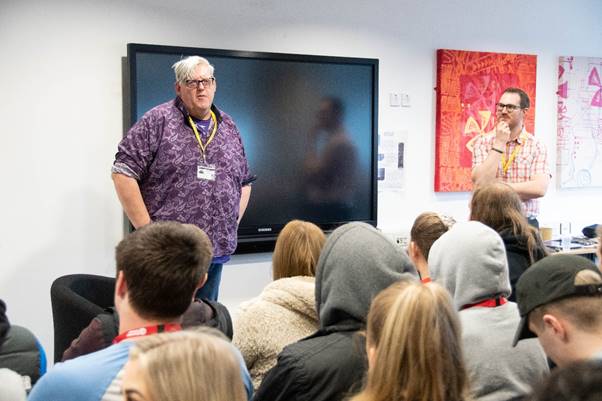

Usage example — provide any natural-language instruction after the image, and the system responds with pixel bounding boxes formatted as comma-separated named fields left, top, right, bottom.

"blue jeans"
left=195, top=262, right=223, bottom=301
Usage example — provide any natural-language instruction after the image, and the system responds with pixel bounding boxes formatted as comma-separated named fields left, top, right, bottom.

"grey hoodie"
left=316, top=221, right=418, bottom=330
left=429, top=221, right=548, bottom=401
left=254, top=222, right=417, bottom=401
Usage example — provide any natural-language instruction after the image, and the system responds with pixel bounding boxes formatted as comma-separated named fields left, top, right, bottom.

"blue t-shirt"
left=29, top=339, right=253, bottom=401
left=29, top=341, right=132, bottom=401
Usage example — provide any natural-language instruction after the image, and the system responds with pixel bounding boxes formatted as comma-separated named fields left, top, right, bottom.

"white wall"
left=1, top=0, right=601, bottom=362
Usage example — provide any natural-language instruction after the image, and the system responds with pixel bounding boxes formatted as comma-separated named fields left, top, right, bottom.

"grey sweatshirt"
left=429, top=221, right=548, bottom=401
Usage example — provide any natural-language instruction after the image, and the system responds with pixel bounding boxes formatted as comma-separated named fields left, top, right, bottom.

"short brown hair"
left=115, top=222, right=213, bottom=320
left=503, top=87, right=530, bottom=109
left=528, top=359, right=602, bottom=401
left=410, top=212, right=454, bottom=260
left=272, top=220, right=326, bottom=280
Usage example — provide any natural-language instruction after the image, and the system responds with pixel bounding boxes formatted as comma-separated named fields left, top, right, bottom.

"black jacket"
left=254, top=325, right=366, bottom=401
left=62, top=299, right=232, bottom=361
left=499, top=229, right=547, bottom=302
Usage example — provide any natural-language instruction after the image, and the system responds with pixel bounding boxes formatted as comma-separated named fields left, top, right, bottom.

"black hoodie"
left=499, top=228, right=547, bottom=302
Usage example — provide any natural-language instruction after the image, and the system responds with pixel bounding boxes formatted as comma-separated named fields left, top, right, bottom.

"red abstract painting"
left=434, top=49, right=537, bottom=192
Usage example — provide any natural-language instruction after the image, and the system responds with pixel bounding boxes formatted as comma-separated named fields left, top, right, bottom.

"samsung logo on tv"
left=257, top=227, right=272, bottom=232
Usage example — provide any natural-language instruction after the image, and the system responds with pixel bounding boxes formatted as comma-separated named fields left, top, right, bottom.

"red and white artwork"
left=557, top=56, right=602, bottom=188
left=434, top=49, right=537, bottom=192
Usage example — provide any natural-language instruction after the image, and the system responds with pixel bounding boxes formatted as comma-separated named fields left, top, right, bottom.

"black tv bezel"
left=126, top=43, right=379, bottom=253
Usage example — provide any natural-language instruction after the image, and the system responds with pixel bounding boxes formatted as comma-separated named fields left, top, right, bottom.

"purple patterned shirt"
left=112, top=98, right=252, bottom=257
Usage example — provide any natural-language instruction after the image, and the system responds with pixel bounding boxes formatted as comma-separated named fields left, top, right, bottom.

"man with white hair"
left=112, top=56, right=254, bottom=300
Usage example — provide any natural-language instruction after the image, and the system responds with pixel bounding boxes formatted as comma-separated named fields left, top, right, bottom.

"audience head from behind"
left=528, top=359, right=602, bottom=401
left=513, top=254, right=602, bottom=366
left=409, top=212, right=455, bottom=281
left=350, top=278, right=469, bottom=401
left=272, top=219, right=326, bottom=280
left=470, top=181, right=547, bottom=265
left=315, top=222, right=418, bottom=330
left=27, top=222, right=259, bottom=401
left=233, top=220, right=325, bottom=390
left=252, top=222, right=417, bottom=401
left=429, top=221, right=549, bottom=401
left=122, top=328, right=246, bottom=401
left=114, top=221, right=213, bottom=323
left=429, top=221, right=512, bottom=310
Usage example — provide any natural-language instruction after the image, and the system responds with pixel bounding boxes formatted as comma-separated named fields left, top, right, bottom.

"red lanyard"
left=461, top=297, right=507, bottom=310
left=421, top=277, right=432, bottom=283
left=112, top=323, right=182, bottom=344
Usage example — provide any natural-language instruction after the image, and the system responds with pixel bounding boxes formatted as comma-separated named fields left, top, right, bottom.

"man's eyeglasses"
left=496, top=103, right=522, bottom=113
left=184, top=77, right=215, bottom=89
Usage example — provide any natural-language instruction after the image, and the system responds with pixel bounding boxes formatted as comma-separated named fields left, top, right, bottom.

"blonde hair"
left=470, top=182, right=547, bottom=264
left=128, top=328, right=246, bottom=401
left=272, top=220, right=326, bottom=280
left=350, top=279, right=470, bottom=401
left=530, top=270, right=602, bottom=333
left=410, top=212, right=455, bottom=260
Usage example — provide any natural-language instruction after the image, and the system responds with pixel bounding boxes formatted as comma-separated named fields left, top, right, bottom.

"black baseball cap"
left=512, top=254, right=602, bottom=346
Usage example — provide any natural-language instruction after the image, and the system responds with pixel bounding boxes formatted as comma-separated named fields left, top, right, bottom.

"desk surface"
left=545, top=237, right=598, bottom=255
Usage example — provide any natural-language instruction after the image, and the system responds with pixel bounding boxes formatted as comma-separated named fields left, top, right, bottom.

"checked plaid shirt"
left=472, top=129, right=550, bottom=218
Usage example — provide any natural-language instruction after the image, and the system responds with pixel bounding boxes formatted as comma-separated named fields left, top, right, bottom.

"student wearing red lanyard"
left=428, top=221, right=548, bottom=401
left=29, top=222, right=253, bottom=401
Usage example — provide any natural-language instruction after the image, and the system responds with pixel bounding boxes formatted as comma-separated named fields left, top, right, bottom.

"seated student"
left=0, top=299, right=47, bottom=389
left=527, top=359, right=602, bottom=401
left=349, top=278, right=470, bottom=401
left=470, top=182, right=548, bottom=301
left=253, top=222, right=417, bottom=401
left=29, top=222, right=253, bottom=401
left=429, top=221, right=548, bottom=401
left=62, top=294, right=232, bottom=361
left=408, top=212, right=455, bottom=282
left=513, top=254, right=602, bottom=366
left=122, top=329, right=247, bottom=401
left=233, top=220, right=325, bottom=390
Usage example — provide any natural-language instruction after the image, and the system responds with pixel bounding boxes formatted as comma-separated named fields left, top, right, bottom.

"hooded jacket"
left=429, top=221, right=548, bottom=401
left=233, top=276, right=318, bottom=390
left=498, top=228, right=547, bottom=302
left=253, top=222, right=417, bottom=401
left=0, top=300, right=46, bottom=386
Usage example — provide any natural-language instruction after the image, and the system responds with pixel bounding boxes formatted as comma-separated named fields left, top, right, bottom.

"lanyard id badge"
left=189, top=111, right=218, bottom=182
left=197, top=161, right=216, bottom=181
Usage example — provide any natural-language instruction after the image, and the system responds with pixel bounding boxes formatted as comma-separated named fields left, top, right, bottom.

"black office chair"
left=50, top=274, right=115, bottom=363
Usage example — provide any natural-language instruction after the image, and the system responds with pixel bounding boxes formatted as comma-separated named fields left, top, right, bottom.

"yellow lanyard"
left=501, top=132, right=526, bottom=175
left=188, top=110, right=218, bottom=162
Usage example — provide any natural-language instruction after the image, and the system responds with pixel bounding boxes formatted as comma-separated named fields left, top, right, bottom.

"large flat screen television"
left=127, top=43, right=378, bottom=252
